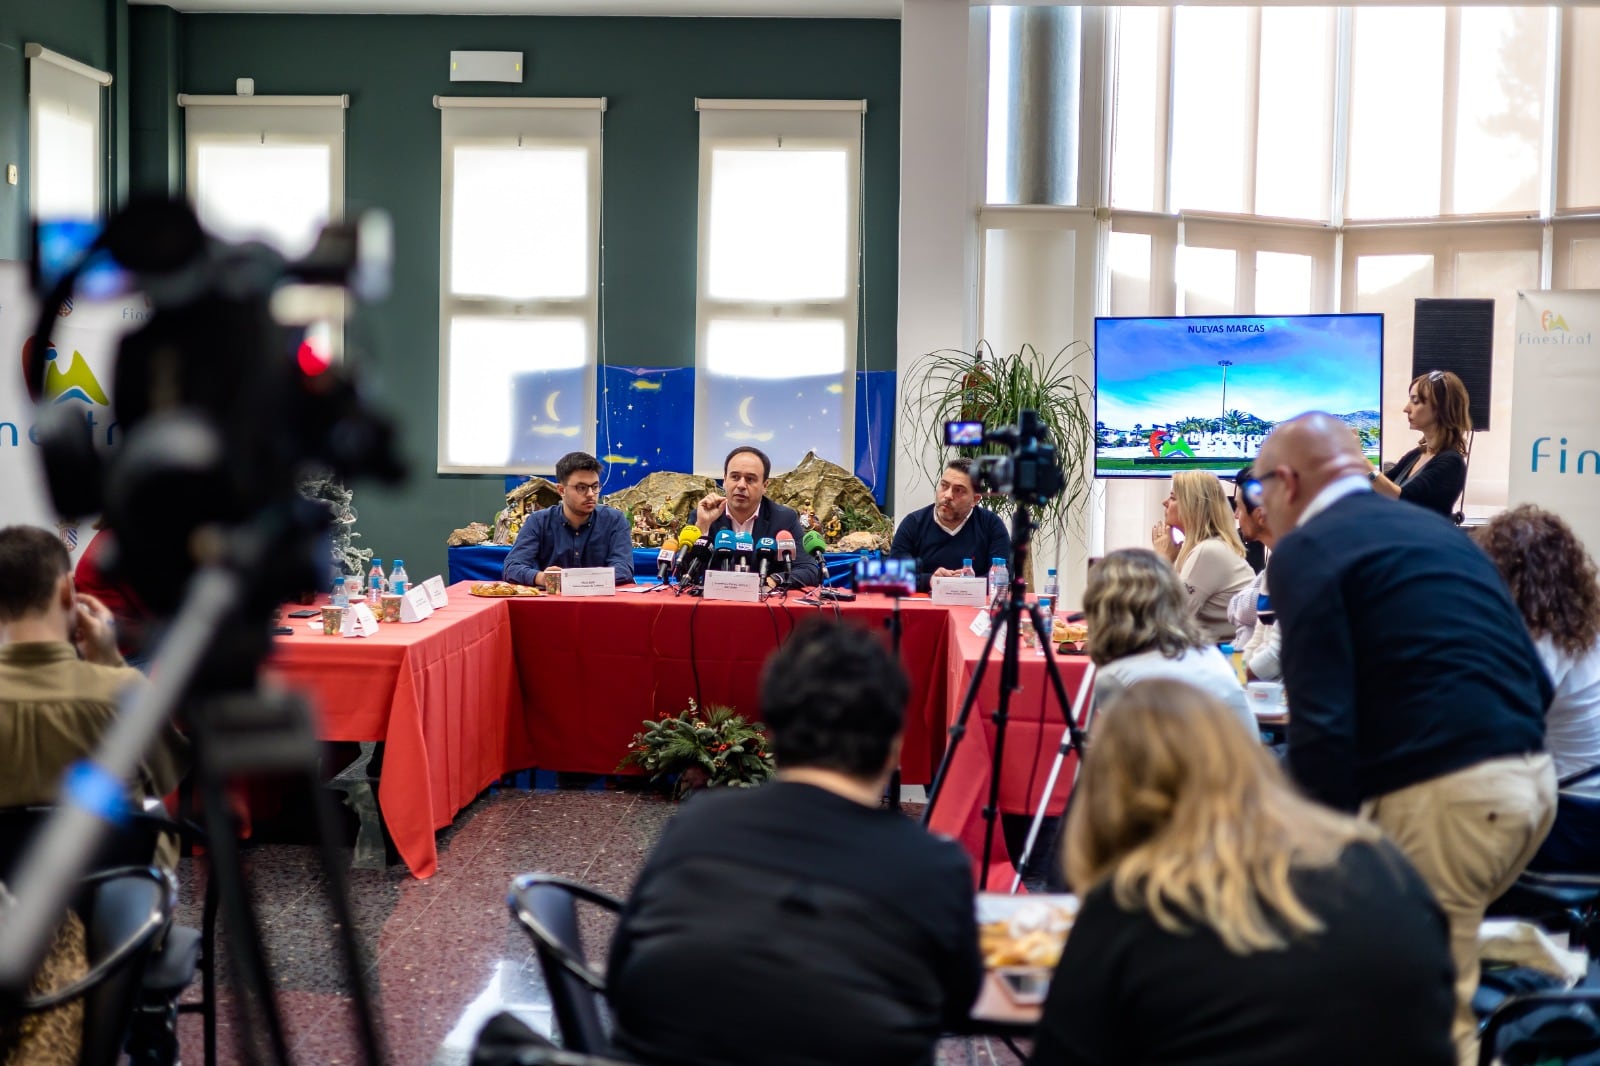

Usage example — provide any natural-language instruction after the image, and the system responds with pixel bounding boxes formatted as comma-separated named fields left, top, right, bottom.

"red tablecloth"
left=504, top=592, right=953, bottom=783
left=267, top=587, right=529, bottom=878
left=927, top=612, right=1095, bottom=889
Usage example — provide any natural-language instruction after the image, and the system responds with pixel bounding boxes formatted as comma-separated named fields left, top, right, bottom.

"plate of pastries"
left=1053, top=618, right=1089, bottom=647
left=469, top=581, right=542, bottom=598
left=977, top=894, right=1079, bottom=1005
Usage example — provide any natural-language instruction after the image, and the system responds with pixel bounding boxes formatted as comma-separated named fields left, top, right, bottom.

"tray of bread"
left=469, top=581, right=542, bottom=598
left=1053, top=618, right=1088, bottom=649
left=976, top=894, right=1078, bottom=1005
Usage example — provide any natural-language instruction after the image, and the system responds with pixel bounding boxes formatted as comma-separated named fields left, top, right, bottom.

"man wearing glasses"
left=502, top=451, right=635, bottom=590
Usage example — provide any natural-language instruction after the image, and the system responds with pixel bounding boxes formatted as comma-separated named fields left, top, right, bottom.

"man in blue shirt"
left=889, top=458, right=1011, bottom=592
left=502, top=452, right=635, bottom=588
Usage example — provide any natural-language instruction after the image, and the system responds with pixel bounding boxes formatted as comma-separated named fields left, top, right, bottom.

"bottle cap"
left=1047, top=568, right=1057, bottom=576
left=394, top=559, right=404, bottom=566
left=962, top=558, right=973, bottom=566
left=992, top=557, right=1004, bottom=565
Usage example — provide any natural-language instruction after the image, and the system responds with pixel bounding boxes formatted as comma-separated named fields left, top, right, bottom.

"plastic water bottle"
left=367, top=559, right=385, bottom=605
left=1036, top=600, right=1053, bottom=657
left=959, top=558, right=975, bottom=579
left=331, top=575, right=349, bottom=608
left=390, top=559, right=409, bottom=597
left=988, top=556, right=1009, bottom=602
left=1042, top=568, right=1060, bottom=613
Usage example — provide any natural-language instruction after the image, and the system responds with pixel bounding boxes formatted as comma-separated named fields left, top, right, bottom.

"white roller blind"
left=437, top=97, right=604, bottom=475
left=694, top=100, right=863, bottom=477
left=182, top=96, right=346, bottom=260
left=28, top=45, right=109, bottom=222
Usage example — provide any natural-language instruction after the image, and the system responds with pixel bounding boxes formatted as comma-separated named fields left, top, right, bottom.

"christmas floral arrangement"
left=619, top=701, right=775, bottom=798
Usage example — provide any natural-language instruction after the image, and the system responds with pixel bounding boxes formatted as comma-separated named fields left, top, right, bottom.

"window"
left=436, top=97, right=604, bottom=474
left=694, top=100, right=862, bottom=476
left=27, top=44, right=110, bottom=223
left=182, top=95, right=345, bottom=260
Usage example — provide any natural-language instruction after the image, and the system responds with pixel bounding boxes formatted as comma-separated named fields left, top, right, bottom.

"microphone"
left=679, top=538, right=713, bottom=587
left=774, top=530, right=796, bottom=584
left=801, top=529, right=829, bottom=578
left=655, top=537, right=679, bottom=583
left=672, top=525, right=702, bottom=580
left=711, top=529, right=736, bottom=572
left=734, top=531, right=754, bottom=573
left=755, top=536, right=776, bottom=584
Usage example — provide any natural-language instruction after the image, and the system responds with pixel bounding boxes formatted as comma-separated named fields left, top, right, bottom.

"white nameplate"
left=969, top=609, right=992, bottom=637
left=932, top=576, right=990, bottom=607
left=423, top=575, right=449, bottom=608
left=702, top=570, right=761, bottom=603
left=342, top=602, right=380, bottom=638
left=400, top=585, right=436, bottom=622
left=558, top=567, right=617, bottom=597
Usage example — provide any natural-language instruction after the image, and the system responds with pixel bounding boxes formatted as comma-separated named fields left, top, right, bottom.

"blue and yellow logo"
left=20, top=336, right=110, bottom=406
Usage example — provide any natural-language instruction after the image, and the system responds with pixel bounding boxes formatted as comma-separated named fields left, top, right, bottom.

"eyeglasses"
left=567, top=482, right=603, bottom=496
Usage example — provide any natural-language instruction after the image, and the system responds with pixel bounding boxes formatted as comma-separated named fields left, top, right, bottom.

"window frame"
left=692, top=99, right=864, bottom=478
left=26, top=44, right=111, bottom=223
left=435, top=96, right=605, bottom=476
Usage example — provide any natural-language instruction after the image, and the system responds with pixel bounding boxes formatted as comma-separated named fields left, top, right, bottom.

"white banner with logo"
left=1510, top=289, right=1600, bottom=555
left=0, top=260, right=139, bottom=561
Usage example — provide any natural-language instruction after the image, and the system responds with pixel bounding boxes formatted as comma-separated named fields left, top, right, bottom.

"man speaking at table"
left=889, top=457, right=1012, bottom=593
left=695, top=446, right=821, bottom=588
left=503, top=451, right=635, bottom=590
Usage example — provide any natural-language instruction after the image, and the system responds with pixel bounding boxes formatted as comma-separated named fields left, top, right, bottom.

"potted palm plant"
left=899, top=341, right=1095, bottom=580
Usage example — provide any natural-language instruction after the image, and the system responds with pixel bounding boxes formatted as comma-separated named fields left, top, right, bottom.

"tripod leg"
left=921, top=604, right=1006, bottom=828
left=1011, top=648, right=1097, bottom=893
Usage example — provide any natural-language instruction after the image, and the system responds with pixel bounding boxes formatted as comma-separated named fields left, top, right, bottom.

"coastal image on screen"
left=1094, top=314, right=1382, bottom=477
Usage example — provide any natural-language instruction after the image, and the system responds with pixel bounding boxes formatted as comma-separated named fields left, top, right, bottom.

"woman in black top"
left=1370, top=369, right=1470, bottom=519
left=1029, top=680, right=1455, bottom=1066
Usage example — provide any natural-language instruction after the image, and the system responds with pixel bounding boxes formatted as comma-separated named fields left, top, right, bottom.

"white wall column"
left=894, top=0, right=988, bottom=521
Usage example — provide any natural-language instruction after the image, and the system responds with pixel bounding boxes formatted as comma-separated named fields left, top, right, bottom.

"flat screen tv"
left=1093, top=313, right=1383, bottom=479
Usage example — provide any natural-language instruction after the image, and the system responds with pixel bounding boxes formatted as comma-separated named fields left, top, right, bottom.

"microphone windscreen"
left=775, top=530, right=796, bottom=559
left=714, top=530, right=736, bottom=552
left=756, top=537, right=776, bottom=553
left=659, top=538, right=678, bottom=556
left=678, top=524, right=701, bottom=547
left=802, top=530, right=828, bottom=556
left=734, top=532, right=754, bottom=552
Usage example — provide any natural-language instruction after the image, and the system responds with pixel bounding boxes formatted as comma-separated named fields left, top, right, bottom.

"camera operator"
left=890, top=458, right=1012, bottom=593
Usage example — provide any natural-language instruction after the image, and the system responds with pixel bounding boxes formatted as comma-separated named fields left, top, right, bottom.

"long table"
left=268, top=591, right=531, bottom=878
left=275, top=583, right=1092, bottom=884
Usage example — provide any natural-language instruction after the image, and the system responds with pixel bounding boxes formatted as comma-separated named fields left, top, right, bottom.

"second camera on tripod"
left=943, top=409, right=1065, bottom=506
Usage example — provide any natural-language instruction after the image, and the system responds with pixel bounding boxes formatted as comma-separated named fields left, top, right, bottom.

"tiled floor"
left=173, top=782, right=1026, bottom=1065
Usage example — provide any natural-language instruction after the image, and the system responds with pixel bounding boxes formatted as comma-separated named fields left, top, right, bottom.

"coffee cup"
left=1245, top=681, right=1286, bottom=715
left=321, top=606, right=346, bottom=636
left=379, top=594, right=403, bottom=623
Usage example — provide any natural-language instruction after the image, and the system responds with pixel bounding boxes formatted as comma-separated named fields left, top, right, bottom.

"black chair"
left=0, top=805, right=217, bottom=1066
left=472, top=1010, right=639, bottom=1066
left=1478, top=987, right=1600, bottom=1065
left=1488, top=768, right=1600, bottom=957
left=507, top=873, right=625, bottom=1055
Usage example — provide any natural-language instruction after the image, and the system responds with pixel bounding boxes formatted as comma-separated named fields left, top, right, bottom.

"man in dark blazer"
left=1252, top=412, right=1556, bottom=1066
left=889, top=458, right=1012, bottom=592
left=695, top=446, right=822, bottom=588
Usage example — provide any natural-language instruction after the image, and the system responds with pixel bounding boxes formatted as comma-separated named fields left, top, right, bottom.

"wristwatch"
left=1368, top=469, right=1379, bottom=483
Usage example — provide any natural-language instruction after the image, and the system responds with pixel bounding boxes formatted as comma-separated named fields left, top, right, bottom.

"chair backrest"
left=1478, top=988, right=1600, bottom=1066
left=508, top=874, right=623, bottom=1055
left=0, top=806, right=172, bottom=1066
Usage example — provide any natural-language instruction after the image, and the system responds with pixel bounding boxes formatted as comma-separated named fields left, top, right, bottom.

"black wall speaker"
left=1412, top=298, right=1494, bottom=431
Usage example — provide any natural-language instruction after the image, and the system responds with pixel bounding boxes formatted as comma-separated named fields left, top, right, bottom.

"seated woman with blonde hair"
left=1152, top=471, right=1254, bottom=643
left=1085, top=548, right=1253, bottom=732
left=1028, top=680, right=1454, bottom=1066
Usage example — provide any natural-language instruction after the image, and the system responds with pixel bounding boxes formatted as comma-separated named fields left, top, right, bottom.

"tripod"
left=921, top=505, right=1089, bottom=890
left=0, top=533, right=386, bottom=1066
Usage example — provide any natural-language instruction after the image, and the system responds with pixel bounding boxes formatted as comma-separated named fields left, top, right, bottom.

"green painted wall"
left=159, top=13, right=900, bottom=581
left=128, top=4, right=179, bottom=198
left=0, top=0, right=122, bottom=259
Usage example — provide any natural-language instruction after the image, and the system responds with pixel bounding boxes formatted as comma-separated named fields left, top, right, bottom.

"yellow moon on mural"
left=545, top=391, right=561, bottom=421
left=738, top=396, right=755, bottom=428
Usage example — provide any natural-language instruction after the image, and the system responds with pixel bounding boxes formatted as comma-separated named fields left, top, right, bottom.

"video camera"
left=26, top=198, right=405, bottom=625
left=943, top=409, right=1064, bottom=506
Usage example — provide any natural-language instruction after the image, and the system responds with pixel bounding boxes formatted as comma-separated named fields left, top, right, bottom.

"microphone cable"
left=688, top=592, right=705, bottom=711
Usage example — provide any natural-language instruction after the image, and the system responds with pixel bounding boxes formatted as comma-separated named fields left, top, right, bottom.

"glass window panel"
left=195, top=143, right=330, bottom=259
left=34, top=106, right=96, bottom=221
left=1255, top=251, right=1314, bottom=315
left=1348, top=8, right=1445, bottom=219
left=704, top=318, right=846, bottom=380
left=1353, top=253, right=1434, bottom=460
left=987, top=5, right=1014, bottom=206
left=451, top=146, right=588, bottom=300
left=707, top=148, right=848, bottom=302
left=445, top=316, right=588, bottom=467
left=1178, top=245, right=1236, bottom=316
left=1110, top=7, right=1162, bottom=212
left=1170, top=7, right=1252, bottom=215
left=1256, top=9, right=1335, bottom=220
left=1561, top=8, right=1600, bottom=209
left=1109, top=230, right=1152, bottom=317
left=1453, top=7, right=1547, bottom=215
left=1569, top=239, right=1600, bottom=289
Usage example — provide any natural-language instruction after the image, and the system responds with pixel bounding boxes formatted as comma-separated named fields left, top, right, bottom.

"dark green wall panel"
left=168, top=14, right=900, bottom=579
